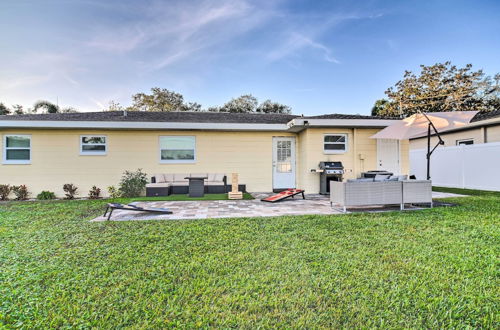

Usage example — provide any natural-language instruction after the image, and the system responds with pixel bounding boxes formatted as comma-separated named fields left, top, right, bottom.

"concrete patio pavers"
left=90, top=191, right=467, bottom=222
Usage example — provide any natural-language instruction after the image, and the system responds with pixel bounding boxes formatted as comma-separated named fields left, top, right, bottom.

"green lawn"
left=433, top=185, right=500, bottom=197
left=0, top=189, right=498, bottom=328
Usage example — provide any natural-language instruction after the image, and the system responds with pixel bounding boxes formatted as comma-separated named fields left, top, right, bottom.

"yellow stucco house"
left=0, top=111, right=409, bottom=197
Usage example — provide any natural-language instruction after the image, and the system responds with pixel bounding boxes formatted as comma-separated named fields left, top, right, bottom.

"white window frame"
left=159, top=136, right=196, bottom=164
left=456, top=138, right=474, bottom=146
left=80, top=135, right=107, bottom=155
left=3, top=134, right=32, bottom=165
left=323, top=133, right=348, bottom=154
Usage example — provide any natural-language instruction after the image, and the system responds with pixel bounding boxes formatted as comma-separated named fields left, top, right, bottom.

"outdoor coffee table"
left=185, top=176, right=208, bottom=197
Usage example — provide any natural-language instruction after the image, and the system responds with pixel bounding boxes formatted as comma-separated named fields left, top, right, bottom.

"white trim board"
left=288, top=118, right=398, bottom=130
left=0, top=120, right=290, bottom=131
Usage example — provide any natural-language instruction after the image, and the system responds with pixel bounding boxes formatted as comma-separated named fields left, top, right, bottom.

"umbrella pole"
left=423, top=114, right=445, bottom=180
left=427, top=123, right=431, bottom=180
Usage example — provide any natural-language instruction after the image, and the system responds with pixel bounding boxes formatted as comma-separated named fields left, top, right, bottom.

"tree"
left=256, top=99, right=291, bottom=114
left=118, top=88, right=294, bottom=114
left=105, top=100, right=125, bottom=111
left=477, top=73, right=500, bottom=110
left=11, top=104, right=24, bottom=115
left=33, top=100, right=59, bottom=113
left=220, top=94, right=258, bottom=113
left=0, top=103, right=10, bottom=115
left=182, top=102, right=202, bottom=112
left=370, top=99, right=389, bottom=116
left=60, top=107, right=78, bottom=113
left=32, top=100, right=77, bottom=114
left=130, top=88, right=185, bottom=112
left=382, top=62, right=500, bottom=117
left=206, top=106, right=220, bottom=112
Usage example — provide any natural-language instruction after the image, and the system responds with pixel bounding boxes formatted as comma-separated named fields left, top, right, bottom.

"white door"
left=272, top=137, right=296, bottom=189
left=377, top=139, right=401, bottom=174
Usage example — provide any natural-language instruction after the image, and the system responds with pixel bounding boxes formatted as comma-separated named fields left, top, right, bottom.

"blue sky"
left=1, top=0, right=499, bottom=115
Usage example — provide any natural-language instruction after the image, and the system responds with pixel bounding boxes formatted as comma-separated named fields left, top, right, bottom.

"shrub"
left=107, top=186, right=122, bottom=199
left=118, top=169, right=148, bottom=197
left=0, top=184, right=11, bottom=200
left=63, top=183, right=78, bottom=200
left=12, top=185, right=29, bottom=200
left=88, top=186, right=101, bottom=199
left=37, top=191, right=56, bottom=200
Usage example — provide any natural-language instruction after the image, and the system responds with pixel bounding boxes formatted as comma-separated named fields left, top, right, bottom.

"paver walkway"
left=91, top=191, right=466, bottom=222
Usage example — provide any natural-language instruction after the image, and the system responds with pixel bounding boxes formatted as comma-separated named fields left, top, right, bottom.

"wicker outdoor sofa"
left=330, top=180, right=432, bottom=212
left=146, top=173, right=228, bottom=196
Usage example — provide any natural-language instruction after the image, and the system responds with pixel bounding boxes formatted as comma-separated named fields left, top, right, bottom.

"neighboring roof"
left=471, top=109, right=500, bottom=122
left=302, top=113, right=396, bottom=120
left=0, top=111, right=299, bottom=124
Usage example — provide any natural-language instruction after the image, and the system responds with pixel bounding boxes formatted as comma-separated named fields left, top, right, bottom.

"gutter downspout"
left=353, top=128, right=357, bottom=179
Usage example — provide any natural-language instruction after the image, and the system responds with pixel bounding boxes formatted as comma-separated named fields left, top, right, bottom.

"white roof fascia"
left=288, top=118, right=399, bottom=129
left=0, top=120, right=289, bottom=131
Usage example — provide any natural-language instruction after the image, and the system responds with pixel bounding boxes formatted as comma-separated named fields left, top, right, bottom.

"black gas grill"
left=319, top=161, right=344, bottom=194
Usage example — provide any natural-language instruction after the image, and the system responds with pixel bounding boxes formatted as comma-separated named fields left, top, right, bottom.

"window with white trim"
left=159, top=136, right=196, bottom=163
left=456, top=138, right=474, bottom=146
left=80, top=136, right=107, bottom=155
left=3, top=134, right=31, bottom=164
left=324, top=134, right=347, bottom=153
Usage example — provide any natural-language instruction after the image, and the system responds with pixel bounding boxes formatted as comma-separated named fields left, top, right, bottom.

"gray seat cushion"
left=374, top=174, right=391, bottom=182
left=172, top=181, right=189, bottom=186
left=208, top=173, right=225, bottom=182
left=189, top=173, right=208, bottom=178
left=155, top=173, right=225, bottom=185
left=206, top=181, right=224, bottom=186
left=146, top=183, right=171, bottom=188
left=348, top=178, right=374, bottom=182
left=153, top=174, right=166, bottom=183
left=164, top=173, right=175, bottom=182
left=173, top=174, right=189, bottom=182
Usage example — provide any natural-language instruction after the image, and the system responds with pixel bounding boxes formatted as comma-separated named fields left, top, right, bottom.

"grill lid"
left=319, top=161, right=343, bottom=169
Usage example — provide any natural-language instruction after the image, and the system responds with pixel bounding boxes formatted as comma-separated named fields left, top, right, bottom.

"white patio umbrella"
left=371, top=111, right=478, bottom=179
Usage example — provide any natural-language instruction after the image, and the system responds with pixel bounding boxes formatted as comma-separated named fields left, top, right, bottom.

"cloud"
left=87, top=27, right=147, bottom=53
left=85, top=0, right=272, bottom=70
left=0, top=74, right=53, bottom=89
left=267, top=33, right=340, bottom=64
left=0, top=52, right=81, bottom=89
left=266, top=12, right=384, bottom=64
left=0, top=0, right=386, bottom=111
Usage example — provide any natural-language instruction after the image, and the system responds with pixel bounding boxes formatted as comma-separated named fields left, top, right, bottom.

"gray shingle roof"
left=2, top=110, right=497, bottom=124
left=0, top=111, right=299, bottom=124
left=471, top=109, right=500, bottom=122
left=303, top=113, right=395, bottom=120
left=0, top=111, right=391, bottom=124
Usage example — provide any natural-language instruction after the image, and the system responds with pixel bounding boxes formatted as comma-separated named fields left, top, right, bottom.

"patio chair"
left=103, top=203, right=172, bottom=220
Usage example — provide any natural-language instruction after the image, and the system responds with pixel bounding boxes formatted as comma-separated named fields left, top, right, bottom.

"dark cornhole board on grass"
left=261, top=189, right=305, bottom=203
left=103, top=203, right=172, bottom=220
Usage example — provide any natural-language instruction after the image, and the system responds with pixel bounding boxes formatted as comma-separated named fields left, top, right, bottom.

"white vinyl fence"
left=410, top=142, right=500, bottom=191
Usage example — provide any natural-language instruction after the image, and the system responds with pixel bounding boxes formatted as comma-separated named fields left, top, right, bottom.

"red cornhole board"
left=261, top=189, right=305, bottom=203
